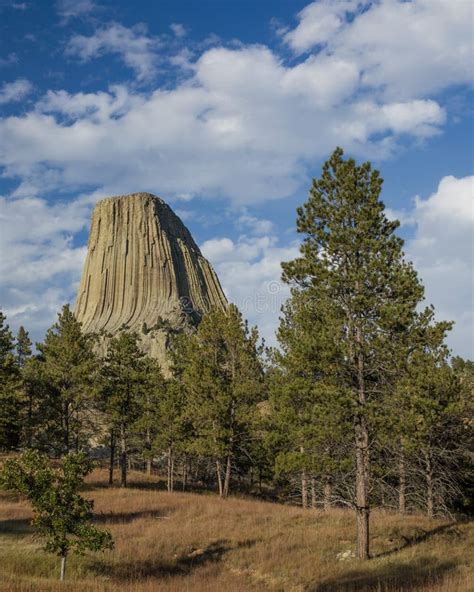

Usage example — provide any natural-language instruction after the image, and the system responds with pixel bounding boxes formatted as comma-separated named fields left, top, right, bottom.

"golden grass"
left=0, top=469, right=472, bottom=592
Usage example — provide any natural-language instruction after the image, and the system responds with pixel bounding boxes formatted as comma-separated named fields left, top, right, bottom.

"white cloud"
left=170, top=23, right=187, bottom=38
left=284, top=0, right=473, bottom=100
left=405, top=175, right=474, bottom=358
left=284, top=0, right=360, bottom=52
left=0, top=192, right=96, bottom=340
left=237, top=213, right=274, bottom=235
left=66, top=23, right=160, bottom=81
left=35, top=85, right=141, bottom=122
left=0, top=44, right=450, bottom=204
left=57, top=0, right=96, bottom=21
left=0, top=78, right=32, bottom=105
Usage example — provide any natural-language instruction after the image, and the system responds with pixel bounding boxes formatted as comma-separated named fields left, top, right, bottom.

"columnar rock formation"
left=75, top=192, right=227, bottom=370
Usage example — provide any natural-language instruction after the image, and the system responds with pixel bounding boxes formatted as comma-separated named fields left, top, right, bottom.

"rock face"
left=75, top=192, right=227, bottom=371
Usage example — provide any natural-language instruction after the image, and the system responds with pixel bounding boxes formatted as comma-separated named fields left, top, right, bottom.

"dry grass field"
left=0, top=469, right=472, bottom=592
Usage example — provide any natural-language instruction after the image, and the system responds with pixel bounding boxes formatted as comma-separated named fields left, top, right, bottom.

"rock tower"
left=75, top=192, right=227, bottom=370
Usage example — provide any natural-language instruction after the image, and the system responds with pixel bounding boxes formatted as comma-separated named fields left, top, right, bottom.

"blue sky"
left=0, top=0, right=472, bottom=357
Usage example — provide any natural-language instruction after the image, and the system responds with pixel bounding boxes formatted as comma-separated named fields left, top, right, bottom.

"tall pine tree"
left=37, top=305, right=97, bottom=454
left=100, top=332, right=147, bottom=487
left=174, top=305, right=263, bottom=497
left=0, top=311, right=20, bottom=450
left=282, top=148, right=424, bottom=558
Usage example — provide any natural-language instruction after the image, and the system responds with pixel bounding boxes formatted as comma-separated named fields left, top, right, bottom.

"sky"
left=0, top=0, right=473, bottom=357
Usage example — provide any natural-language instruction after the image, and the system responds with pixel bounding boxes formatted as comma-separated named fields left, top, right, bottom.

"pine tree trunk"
left=398, top=454, right=406, bottom=514
left=311, top=477, right=317, bottom=509
left=425, top=451, right=434, bottom=518
left=301, top=469, right=308, bottom=509
left=354, top=327, right=370, bottom=560
left=171, top=453, right=175, bottom=492
left=119, top=424, right=127, bottom=488
left=64, top=400, right=70, bottom=454
left=216, top=460, right=223, bottom=497
left=223, top=454, right=232, bottom=498
left=182, top=455, right=188, bottom=491
left=355, top=413, right=370, bottom=559
left=27, top=393, right=33, bottom=448
left=108, top=430, right=115, bottom=486
left=60, top=554, right=67, bottom=581
left=323, top=476, right=332, bottom=511
left=299, top=443, right=309, bottom=509
left=167, top=446, right=174, bottom=492
left=145, top=427, right=152, bottom=476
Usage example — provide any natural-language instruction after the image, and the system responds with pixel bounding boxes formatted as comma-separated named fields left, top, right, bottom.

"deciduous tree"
left=0, top=450, right=113, bottom=581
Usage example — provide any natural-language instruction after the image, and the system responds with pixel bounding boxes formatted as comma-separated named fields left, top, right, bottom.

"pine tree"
left=0, top=311, right=21, bottom=450
left=16, top=326, right=32, bottom=368
left=151, top=377, right=190, bottom=492
left=21, top=356, right=59, bottom=450
left=100, top=332, right=147, bottom=487
left=174, top=305, right=263, bottom=497
left=132, top=358, right=166, bottom=478
left=14, top=326, right=34, bottom=446
left=269, top=290, right=352, bottom=509
left=397, top=340, right=467, bottom=517
left=37, top=305, right=98, bottom=454
left=282, top=148, right=424, bottom=558
left=383, top=309, right=452, bottom=515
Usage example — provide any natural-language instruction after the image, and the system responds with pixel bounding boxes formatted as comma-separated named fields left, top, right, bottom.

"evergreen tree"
left=0, top=450, right=113, bottom=580
left=16, top=326, right=32, bottom=368
left=383, top=310, right=452, bottom=515
left=451, top=356, right=474, bottom=514
left=396, top=342, right=468, bottom=517
left=15, top=326, right=34, bottom=446
left=175, top=305, right=263, bottom=497
left=21, top=355, right=60, bottom=450
left=281, top=148, right=424, bottom=558
left=151, top=377, right=190, bottom=492
left=0, top=311, right=21, bottom=450
left=132, top=358, right=166, bottom=478
left=100, top=332, right=147, bottom=487
left=37, top=305, right=98, bottom=454
left=269, top=290, right=352, bottom=509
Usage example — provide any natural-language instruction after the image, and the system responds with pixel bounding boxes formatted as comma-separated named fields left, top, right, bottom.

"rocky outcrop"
left=75, top=192, right=227, bottom=371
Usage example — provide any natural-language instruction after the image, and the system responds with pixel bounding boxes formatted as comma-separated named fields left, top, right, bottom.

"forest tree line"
left=0, top=149, right=472, bottom=561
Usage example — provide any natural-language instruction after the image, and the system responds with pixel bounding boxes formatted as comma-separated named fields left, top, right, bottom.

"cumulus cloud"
left=284, top=0, right=473, bottom=100
left=0, top=43, right=449, bottom=204
left=0, top=192, right=96, bottom=339
left=57, top=0, right=96, bottom=22
left=0, top=78, right=32, bottom=105
left=284, top=0, right=360, bottom=52
left=404, top=175, right=474, bottom=358
left=66, top=23, right=160, bottom=80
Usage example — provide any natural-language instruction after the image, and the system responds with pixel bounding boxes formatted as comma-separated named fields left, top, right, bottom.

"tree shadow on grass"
left=311, top=557, right=457, bottom=592
left=90, top=539, right=256, bottom=581
left=93, top=509, right=166, bottom=524
left=0, top=518, right=33, bottom=536
left=373, top=521, right=467, bottom=559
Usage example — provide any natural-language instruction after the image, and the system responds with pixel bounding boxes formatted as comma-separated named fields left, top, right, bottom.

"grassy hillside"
left=0, top=470, right=472, bottom=592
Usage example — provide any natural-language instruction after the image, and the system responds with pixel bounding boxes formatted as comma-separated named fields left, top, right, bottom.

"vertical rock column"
left=75, top=192, right=227, bottom=368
